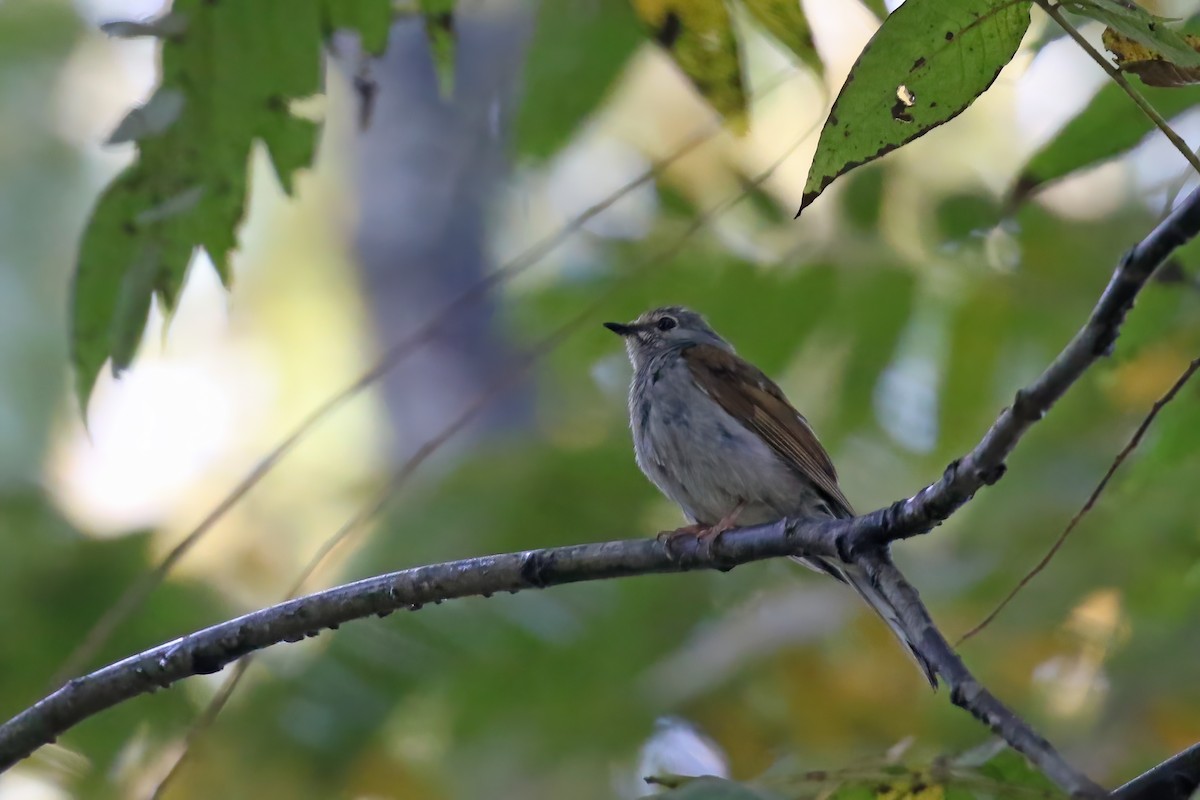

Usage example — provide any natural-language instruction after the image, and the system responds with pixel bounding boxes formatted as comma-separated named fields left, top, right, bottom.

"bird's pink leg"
left=696, top=501, right=745, bottom=554
left=655, top=523, right=706, bottom=548
left=656, top=502, right=745, bottom=559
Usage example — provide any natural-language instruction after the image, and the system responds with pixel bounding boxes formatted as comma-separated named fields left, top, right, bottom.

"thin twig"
left=1040, top=0, right=1200, bottom=178
left=958, top=356, right=1200, bottom=644
left=49, top=70, right=801, bottom=690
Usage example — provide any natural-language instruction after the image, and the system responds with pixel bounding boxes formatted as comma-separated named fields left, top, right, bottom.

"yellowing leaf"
left=876, top=778, right=945, bottom=800
left=630, top=0, right=748, bottom=130
left=1102, top=26, right=1200, bottom=86
left=742, top=0, right=823, bottom=75
left=1065, top=0, right=1200, bottom=68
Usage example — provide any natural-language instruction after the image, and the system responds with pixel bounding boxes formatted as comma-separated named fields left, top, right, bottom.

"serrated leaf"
left=1010, top=79, right=1200, bottom=202
left=630, top=0, right=748, bottom=130
left=70, top=0, right=393, bottom=411
left=797, top=0, right=1029, bottom=215
left=742, top=0, right=823, bottom=75
left=1103, top=26, right=1200, bottom=86
left=1065, top=0, right=1200, bottom=68
left=516, top=0, right=643, bottom=158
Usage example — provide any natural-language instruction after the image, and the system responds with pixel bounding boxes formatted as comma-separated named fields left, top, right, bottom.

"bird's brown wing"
left=682, top=343, right=854, bottom=517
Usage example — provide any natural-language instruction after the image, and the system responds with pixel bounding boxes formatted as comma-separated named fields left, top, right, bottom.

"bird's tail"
left=791, top=555, right=938, bottom=689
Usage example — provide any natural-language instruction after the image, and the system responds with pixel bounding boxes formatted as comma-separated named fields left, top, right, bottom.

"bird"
left=604, top=305, right=937, bottom=688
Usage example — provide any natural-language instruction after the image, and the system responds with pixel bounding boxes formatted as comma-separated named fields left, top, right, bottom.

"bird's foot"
left=656, top=523, right=706, bottom=559
left=656, top=503, right=745, bottom=563
left=696, top=504, right=744, bottom=561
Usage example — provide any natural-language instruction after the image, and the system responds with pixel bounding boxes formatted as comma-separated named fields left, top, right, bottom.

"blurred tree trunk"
left=342, top=10, right=534, bottom=466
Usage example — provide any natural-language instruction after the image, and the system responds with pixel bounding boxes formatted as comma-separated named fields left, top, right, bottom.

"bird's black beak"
left=604, top=321, right=636, bottom=337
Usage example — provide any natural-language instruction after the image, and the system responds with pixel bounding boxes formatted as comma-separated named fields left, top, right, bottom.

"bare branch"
left=1113, top=741, right=1200, bottom=800
left=959, top=356, right=1200, bottom=644
left=857, top=550, right=1101, bottom=797
left=0, top=528, right=832, bottom=774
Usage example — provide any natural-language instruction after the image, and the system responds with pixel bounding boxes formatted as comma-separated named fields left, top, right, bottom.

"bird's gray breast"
left=629, top=353, right=814, bottom=525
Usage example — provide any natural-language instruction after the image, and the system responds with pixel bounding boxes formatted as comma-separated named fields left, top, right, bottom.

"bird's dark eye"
left=657, top=316, right=677, bottom=332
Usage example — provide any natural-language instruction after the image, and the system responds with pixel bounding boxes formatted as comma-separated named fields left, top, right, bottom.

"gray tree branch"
left=1113, top=741, right=1200, bottom=800
left=859, top=550, right=1100, bottom=796
left=5, top=187, right=1200, bottom=793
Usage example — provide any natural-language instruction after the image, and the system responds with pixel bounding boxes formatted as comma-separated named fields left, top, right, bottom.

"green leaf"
left=837, top=267, right=916, bottom=433
left=70, top=0, right=392, bottom=412
left=630, top=0, right=748, bottom=130
left=742, top=0, right=823, bottom=75
left=797, top=0, right=1030, bottom=215
left=515, top=0, right=643, bottom=158
left=1064, top=0, right=1200, bottom=68
left=1010, top=80, right=1200, bottom=202
left=841, top=165, right=886, bottom=232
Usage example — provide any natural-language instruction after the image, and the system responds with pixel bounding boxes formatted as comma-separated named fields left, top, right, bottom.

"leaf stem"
left=1039, top=0, right=1200, bottom=178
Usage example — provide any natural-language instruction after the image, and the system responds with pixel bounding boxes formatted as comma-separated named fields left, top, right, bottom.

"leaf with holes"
left=797, top=0, right=1029, bottom=216
left=629, top=0, right=747, bottom=130
left=71, top=0, right=393, bottom=412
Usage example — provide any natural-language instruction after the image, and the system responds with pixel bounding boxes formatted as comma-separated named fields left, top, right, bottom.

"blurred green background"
left=2, top=0, right=1200, bottom=798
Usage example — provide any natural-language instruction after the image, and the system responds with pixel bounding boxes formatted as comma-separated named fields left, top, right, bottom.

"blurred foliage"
left=0, top=0, right=84, bottom=483
left=515, top=0, right=645, bottom=158
left=4, top=1, right=1200, bottom=800
left=630, top=0, right=748, bottom=128
left=656, top=746, right=1064, bottom=798
left=740, top=0, right=822, bottom=76
left=1013, top=13, right=1200, bottom=204
left=0, top=492, right=224, bottom=776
